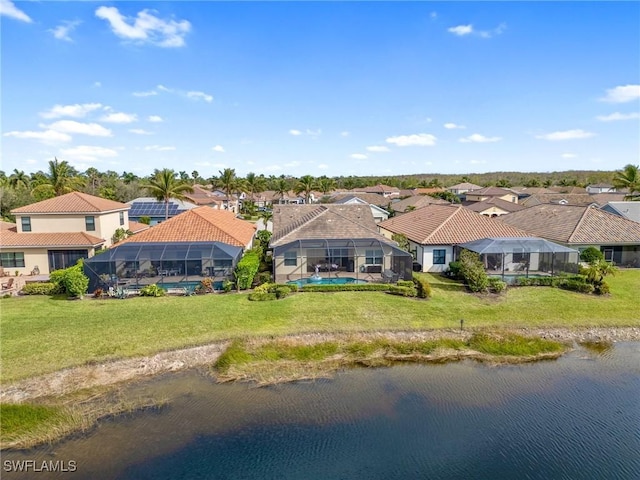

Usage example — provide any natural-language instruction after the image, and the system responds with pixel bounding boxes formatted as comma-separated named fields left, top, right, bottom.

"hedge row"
left=387, top=285, right=417, bottom=297
left=20, top=282, right=59, bottom=295
left=300, top=283, right=392, bottom=292
left=515, top=274, right=595, bottom=294
left=248, top=283, right=298, bottom=301
left=412, top=274, right=432, bottom=299
left=235, top=251, right=260, bottom=290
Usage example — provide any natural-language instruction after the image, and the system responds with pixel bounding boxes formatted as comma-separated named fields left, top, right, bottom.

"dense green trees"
left=142, top=169, right=194, bottom=220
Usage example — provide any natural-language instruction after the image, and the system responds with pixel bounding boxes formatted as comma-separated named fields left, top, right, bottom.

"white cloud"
left=340, top=131, right=350, bottom=137
left=600, top=84, right=640, bottom=104
left=49, top=20, right=81, bottom=42
left=448, top=22, right=506, bottom=38
left=448, top=24, right=473, bottom=36
left=444, top=122, right=465, bottom=129
left=0, top=0, right=32, bottom=22
left=479, top=23, right=507, bottom=38
left=595, top=112, right=640, bottom=122
left=44, top=120, right=112, bottom=137
left=148, top=115, right=163, bottom=123
left=289, top=129, right=302, bottom=136
left=101, top=112, right=138, bottom=123
left=129, top=128, right=154, bottom=135
left=93, top=81, right=102, bottom=88
left=40, top=103, right=103, bottom=119
left=95, top=6, right=191, bottom=48
left=459, top=133, right=502, bottom=143
left=366, top=145, right=390, bottom=152
left=350, top=154, right=368, bottom=160
left=535, top=129, right=595, bottom=141
left=289, top=128, right=321, bottom=137
left=430, top=12, right=437, bottom=20
left=186, top=91, right=213, bottom=103
left=144, top=145, right=176, bottom=151
left=561, top=153, right=577, bottom=159
left=61, top=145, right=118, bottom=162
left=133, top=90, right=158, bottom=97
left=386, top=133, right=437, bottom=147
left=212, top=145, right=225, bottom=152
left=4, top=129, right=72, bottom=143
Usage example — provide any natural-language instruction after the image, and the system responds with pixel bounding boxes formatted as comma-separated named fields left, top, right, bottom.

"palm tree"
left=613, top=164, right=640, bottom=200
left=245, top=172, right=267, bottom=203
left=584, top=258, right=617, bottom=291
left=8, top=169, right=30, bottom=190
left=274, top=178, right=290, bottom=204
left=294, top=175, right=316, bottom=204
left=317, top=177, right=336, bottom=195
left=31, top=158, right=79, bottom=199
left=216, top=168, right=239, bottom=212
left=142, top=168, right=194, bottom=220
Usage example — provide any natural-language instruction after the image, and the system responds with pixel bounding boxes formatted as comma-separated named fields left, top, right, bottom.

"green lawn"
left=1, top=270, right=638, bottom=383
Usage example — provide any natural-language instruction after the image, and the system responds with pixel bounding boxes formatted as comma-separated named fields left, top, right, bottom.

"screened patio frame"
left=84, top=241, right=243, bottom=291
left=459, top=237, right=580, bottom=280
left=272, top=238, right=413, bottom=283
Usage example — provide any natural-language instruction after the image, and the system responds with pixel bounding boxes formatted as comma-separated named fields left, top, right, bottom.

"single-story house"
left=84, top=206, right=256, bottom=291
left=377, top=205, right=528, bottom=272
left=586, top=183, right=616, bottom=194
left=333, top=195, right=390, bottom=223
left=499, top=204, right=640, bottom=266
left=465, top=187, right=518, bottom=204
left=462, top=197, right=526, bottom=217
left=447, top=182, right=482, bottom=195
left=269, top=204, right=412, bottom=284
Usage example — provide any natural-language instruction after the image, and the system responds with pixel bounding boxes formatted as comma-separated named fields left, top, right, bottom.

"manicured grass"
left=1, top=270, right=638, bottom=383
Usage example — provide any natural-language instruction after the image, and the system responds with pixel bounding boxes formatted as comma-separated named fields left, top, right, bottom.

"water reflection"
left=3, top=343, right=639, bottom=480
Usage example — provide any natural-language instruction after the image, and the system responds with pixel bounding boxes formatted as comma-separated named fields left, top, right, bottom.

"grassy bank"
left=214, top=332, right=567, bottom=385
left=1, top=270, right=638, bottom=383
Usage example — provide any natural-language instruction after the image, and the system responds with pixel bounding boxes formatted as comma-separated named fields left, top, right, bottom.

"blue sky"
left=2, top=1, right=639, bottom=178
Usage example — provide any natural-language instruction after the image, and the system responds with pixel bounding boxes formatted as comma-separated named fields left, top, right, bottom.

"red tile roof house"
left=499, top=204, right=640, bottom=267
left=378, top=204, right=528, bottom=272
left=84, top=206, right=256, bottom=292
left=1, top=192, right=148, bottom=276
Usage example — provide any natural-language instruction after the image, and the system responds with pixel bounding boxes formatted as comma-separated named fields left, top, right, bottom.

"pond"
left=3, top=343, right=639, bottom=479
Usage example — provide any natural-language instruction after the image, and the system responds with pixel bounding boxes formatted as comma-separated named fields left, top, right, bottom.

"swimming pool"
left=287, top=277, right=368, bottom=287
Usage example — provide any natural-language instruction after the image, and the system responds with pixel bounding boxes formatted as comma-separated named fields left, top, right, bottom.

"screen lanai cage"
left=271, top=238, right=413, bottom=284
left=458, top=237, right=580, bottom=282
left=84, top=241, right=243, bottom=292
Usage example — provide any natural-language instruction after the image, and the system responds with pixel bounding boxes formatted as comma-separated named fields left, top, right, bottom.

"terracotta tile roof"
left=183, top=185, right=225, bottom=206
left=447, top=182, right=482, bottom=191
left=390, top=195, right=450, bottom=213
left=463, top=197, right=526, bottom=214
left=11, top=192, right=129, bottom=214
left=329, top=192, right=391, bottom=207
left=520, top=193, right=627, bottom=208
left=412, top=188, right=446, bottom=195
left=270, top=204, right=391, bottom=247
left=128, top=220, right=151, bottom=233
left=378, top=205, right=528, bottom=245
left=354, top=184, right=400, bottom=194
left=0, top=227, right=104, bottom=248
left=118, top=206, right=256, bottom=247
left=1, top=221, right=16, bottom=231
left=499, top=204, right=640, bottom=245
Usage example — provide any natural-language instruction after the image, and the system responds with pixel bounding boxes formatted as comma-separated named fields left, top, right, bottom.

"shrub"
left=222, top=280, right=234, bottom=293
left=301, top=283, right=391, bottom=292
left=487, top=277, right=507, bottom=293
left=20, top=282, right=57, bottom=295
left=580, top=246, right=604, bottom=264
left=139, top=284, right=165, bottom=297
left=93, top=288, right=104, bottom=298
left=254, top=271, right=272, bottom=286
left=274, top=286, right=291, bottom=299
left=248, top=292, right=277, bottom=301
left=397, top=280, right=414, bottom=287
left=446, top=261, right=463, bottom=280
left=387, top=285, right=417, bottom=297
left=412, top=274, right=432, bottom=298
left=594, top=281, right=610, bottom=295
left=234, top=251, right=260, bottom=290
left=458, top=250, right=489, bottom=293
left=199, top=277, right=214, bottom=293
left=557, top=279, right=594, bottom=294
left=51, top=262, right=89, bottom=297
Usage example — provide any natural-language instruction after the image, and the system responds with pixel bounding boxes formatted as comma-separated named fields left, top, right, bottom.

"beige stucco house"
left=1, top=192, right=147, bottom=275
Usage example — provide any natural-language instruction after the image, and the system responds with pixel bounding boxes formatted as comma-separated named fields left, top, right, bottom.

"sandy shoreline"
left=2, top=327, right=639, bottom=403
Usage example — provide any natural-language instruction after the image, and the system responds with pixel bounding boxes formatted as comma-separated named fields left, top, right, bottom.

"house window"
left=21, top=217, right=31, bottom=232
left=85, top=216, right=96, bottom=231
left=0, top=252, right=25, bottom=268
left=284, top=250, right=297, bottom=266
left=119, top=211, right=125, bottom=226
left=365, top=249, right=383, bottom=265
left=433, top=249, right=446, bottom=265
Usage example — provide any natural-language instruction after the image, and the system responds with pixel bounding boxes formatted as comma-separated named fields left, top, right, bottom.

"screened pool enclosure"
left=271, top=238, right=413, bottom=284
left=84, top=241, right=242, bottom=292
left=459, top=237, right=580, bottom=281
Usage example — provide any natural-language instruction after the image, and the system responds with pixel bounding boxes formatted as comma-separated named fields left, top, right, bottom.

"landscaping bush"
left=397, top=280, right=414, bottom=287
left=93, top=288, right=103, bottom=298
left=254, top=271, right=272, bottom=286
left=458, top=250, right=489, bottom=293
left=222, top=280, right=234, bottom=293
left=20, top=282, right=57, bottom=295
left=487, top=277, right=507, bottom=293
left=412, top=274, right=432, bottom=299
left=234, top=251, right=260, bottom=290
left=50, top=262, right=89, bottom=297
left=247, top=292, right=277, bottom=301
left=387, top=285, right=417, bottom=297
left=580, top=246, right=604, bottom=264
left=274, top=286, right=291, bottom=299
left=446, top=261, right=463, bottom=280
left=301, top=283, right=391, bottom=292
left=594, top=281, right=610, bottom=295
left=139, top=284, right=165, bottom=297
left=556, top=279, right=594, bottom=294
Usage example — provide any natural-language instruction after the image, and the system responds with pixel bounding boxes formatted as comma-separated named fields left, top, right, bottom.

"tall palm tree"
left=274, top=178, right=289, bottom=204
left=245, top=172, right=267, bottom=203
left=8, top=169, right=30, bottom=190
left=317, top=177, right=336, bottom=195
left=143, top=168, right=194, bottom=220
left=216, top=168, right=239, bottom=213
left=613, top=164, right=640, bottom=200
left=294, top=175, right=316, bottom=204
left=31, top=158, right=79, bottom=199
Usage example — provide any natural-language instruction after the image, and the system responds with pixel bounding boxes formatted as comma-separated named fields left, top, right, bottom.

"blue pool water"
left=287, top=277, right=368, bottom=287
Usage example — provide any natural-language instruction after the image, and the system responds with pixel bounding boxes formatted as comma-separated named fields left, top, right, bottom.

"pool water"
left=287, top=277, right=368, bottom=287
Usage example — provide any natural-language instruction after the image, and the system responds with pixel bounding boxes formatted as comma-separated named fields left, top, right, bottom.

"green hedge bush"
left=20, top=282, right=57, bottom=295
left=51, top=262, right=89, bottom=298
left=301, top=283, right=391, bottom=292
left=412, top=274, right=432, bottom=299
left=387, top=285, right=417, bottom=297
left=140, top=284, right=165, bottom=297
left=556, top=279, right=594, bottom=294
left=487, top=277, right=507, bottom=293
left=235, top=251, right=260, bottom=290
